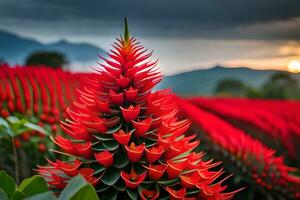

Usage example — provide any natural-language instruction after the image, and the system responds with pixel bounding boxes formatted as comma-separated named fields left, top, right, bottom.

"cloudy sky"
left=0, top=0, right=300, bottom=74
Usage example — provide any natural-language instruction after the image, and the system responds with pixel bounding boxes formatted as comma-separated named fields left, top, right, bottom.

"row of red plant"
left=177, top=98, right=300, bottom=199
left=189, top=97, right=300, bottom=160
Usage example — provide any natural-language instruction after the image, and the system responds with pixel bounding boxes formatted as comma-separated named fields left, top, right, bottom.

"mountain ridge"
left=0, top=29, right=105, bottom=65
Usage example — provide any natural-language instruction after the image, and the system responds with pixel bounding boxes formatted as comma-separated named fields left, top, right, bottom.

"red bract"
left=113, top=129, right=132, bottom=145
left=39, top=19, right=239, bottom=199
left=120, top=168, right=147, bottom=189
left=95, top=150, right=114, bottom=167
left=177, top=98, right=300, bottom=199
left=125, top=142, right=145, bottom=162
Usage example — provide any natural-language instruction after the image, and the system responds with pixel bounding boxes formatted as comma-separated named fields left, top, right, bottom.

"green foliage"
left=0, top=171, right=48, bottom=200
left=261, top=72, right=299, bottom=99
left=215, top=72, right=300, bottom=99
left=215, top=78, right=248, bottom=97
left=0, top=171, right=99, bottom=200
left=25, top=51, right=68, bottom=69
left=0, top=116, right=47, bottom=139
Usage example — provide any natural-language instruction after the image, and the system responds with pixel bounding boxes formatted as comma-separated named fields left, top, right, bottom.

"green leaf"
left=6, top=116, right=19, bottom=124
left=126, top=189, right=138, bottom=200
left=101, top=168, right=120, bottom=186
left=69, top=184, right=99, bottom=200
left=113, top=151, right=129, bottom=169
left=0, top=187, right=9, bottom=200
left=92, top=164, right=105, bottom=175
left=23, top=191, right=56, bottom=200
left=93, top=134, right=114, bottom=141
left=105, top=124, right=122, bottom=134
left=92, top=143, right=106, bottom=151
left=0, top=117, right=9, bottom=129
left=186, top=188, right=200, bottom=195
left=100, top=187, right=118, bottom=200
left=157, top=178, right=179, bottom=186
left=95, top=184, right=110, bottom=193
left=58, top=176, right=88, bottom=200
left=23, top=122, right=47, bottom=136
left=101, top=140, right=119, bottom=151
left=0, top=171, right=16, bottom=199
left=11, top=191, right=26, bottom=200
left=112, top=179, right=126, bottom=191
left=18, top=176, right=48, bottom=197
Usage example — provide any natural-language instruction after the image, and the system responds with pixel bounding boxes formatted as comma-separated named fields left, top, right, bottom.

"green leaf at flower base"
left=93, top=134, right=114, bottom=141
left=0, top=171, right=17, bottom=199
left=92, top=142, right=106, bottom=151
left=157, top=178, right=179, bottom=186
left=105, top=123, right=122, bottom=134
left=126, top=189, right=138, bottom=200
left=96, top=184, right=110, bottom=193
left=24, top=191, right=56, bottom=200
left=112, top=179, right=126, bottom=192
left=186, top=188, right=200, bottom=195
left=113, top=150, right=129, bottom=169
left=101, top=140, right=119, bottom=151
left=100, top=187, right=118, bottom=200
left=101, top=167, right=120, bottom=186
left=0, top=187, right=9, bottom=200
left=92, top=163, right=106, bottom=175
left=18, top=175, right=48, bottom=197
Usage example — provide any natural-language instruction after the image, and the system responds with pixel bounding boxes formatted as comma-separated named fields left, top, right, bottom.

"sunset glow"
left=288, top=60, right=300, bottom=73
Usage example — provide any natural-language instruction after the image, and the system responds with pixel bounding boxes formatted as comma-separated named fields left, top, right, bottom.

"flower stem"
left=12, top=138, right=20, bottom=184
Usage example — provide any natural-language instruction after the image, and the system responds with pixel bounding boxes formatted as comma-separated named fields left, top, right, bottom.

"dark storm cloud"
left=0, top=0, right=300, bottom=39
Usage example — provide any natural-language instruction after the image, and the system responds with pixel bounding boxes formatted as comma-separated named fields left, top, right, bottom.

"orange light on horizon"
left=288, top=60, right=300, bottom=73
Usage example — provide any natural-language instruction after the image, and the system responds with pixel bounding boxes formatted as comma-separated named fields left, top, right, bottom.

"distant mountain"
left=0, top=30, right=105, bottom=66
left=157, top=66, right=300, bottom=95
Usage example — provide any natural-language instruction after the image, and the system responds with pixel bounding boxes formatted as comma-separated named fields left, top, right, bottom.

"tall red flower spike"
left=39, top=18, right=240, bottom=199
left=177, top=98, right=300, bottom=199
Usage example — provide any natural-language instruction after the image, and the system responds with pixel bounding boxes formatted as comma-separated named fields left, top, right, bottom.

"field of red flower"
left=0, top=20, right=299, bottom=200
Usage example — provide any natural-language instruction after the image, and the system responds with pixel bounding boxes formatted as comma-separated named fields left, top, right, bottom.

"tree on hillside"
left=261, top=72, right=299, bottom=99
left=215, top=78, right=249, bottom=96
left=25, top=51, right=68, bottom=69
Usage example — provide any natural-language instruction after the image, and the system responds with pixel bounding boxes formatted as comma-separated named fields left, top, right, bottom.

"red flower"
left=109, top=90, right=124, bottom=105
left=140, top=188, right=160, bottom=200
left=132, top=117, right=152, bottom=137
left=120, top=168, right=147, bottom=189
left=125, top=142, right=145, bottom=162
left=144, top=163, right=167, bottom=180
left=116, top=75, right=130, bottom=88
left=78, top=168, right=101, bottom=186
left=52, top=136, right=92, bottom=158
left=145, top=145, right=164, bottom=163
left=121, top=105, right=140, bottom=122
left=95, top=150, right=114, bottom=167
left=113, top=129, right=132, bottom=145
left=166, top=187, right=186, bottom=200
left=47, top=159, right=81, bottom=176
left=166, top=160, right=187, bottom=179
left=125, top=86, right=138, bottom=102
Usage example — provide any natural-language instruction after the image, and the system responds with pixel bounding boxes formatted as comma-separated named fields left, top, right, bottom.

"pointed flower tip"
left=124, top=17, right=130, bottom=46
